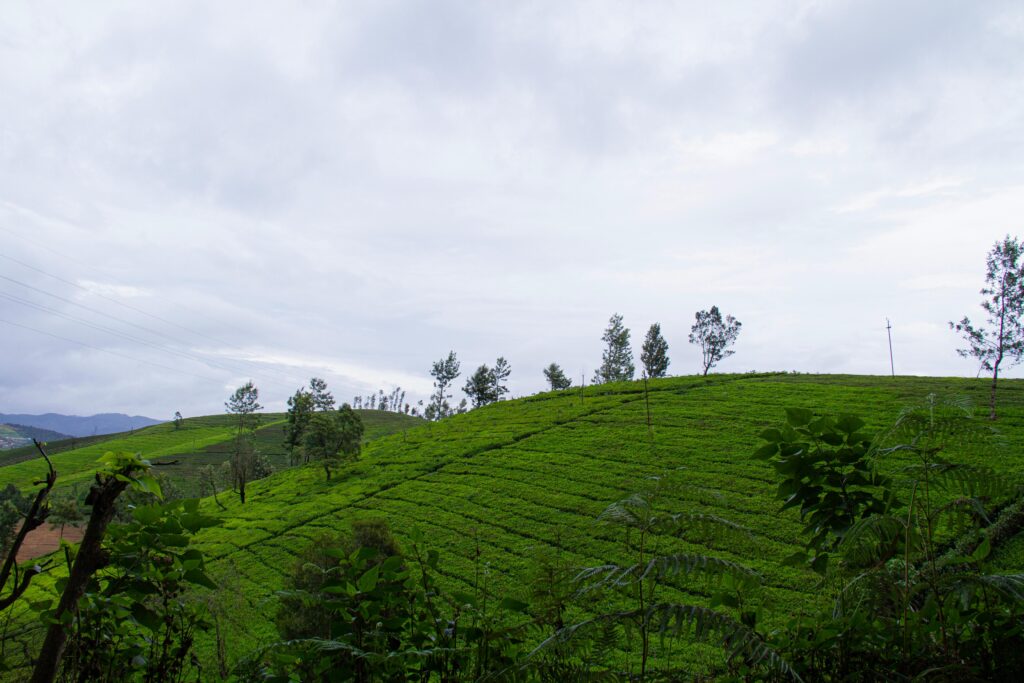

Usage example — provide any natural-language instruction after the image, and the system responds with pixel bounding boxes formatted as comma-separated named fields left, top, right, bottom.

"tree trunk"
left=0, top=441, right=55, bottom=612
left=990, top=360, right=1001, bottom=421
left=30, top=475, right=128, bottom=683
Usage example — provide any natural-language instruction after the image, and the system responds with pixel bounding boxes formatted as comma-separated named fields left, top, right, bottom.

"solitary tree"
left=951, top=235, right=1024, bottom=420
left=543, top=363, right=573, bottom=390
left=226, top=381, right=262, bottom=433
left=284, top=387, right=314, bottom=465
left=427, top=351, right=460, bottom=420
left=463, top=364, right=497, bottom=408
left=689, top=306, right=741, bottom=376
left=225, top=382, right=263, bottom=504
left=309, top=377, right=335, bottom=412
left=172, top=411, right=184, bottom=430
left=303, top=405, right=364, bottom=481
left=492, top=357, right=511, bottom=400
left=641, top=323, right=670, bottom=378
left=47, top=493, right=83, bottom=541
left=593, top=313, right=635, bottom=384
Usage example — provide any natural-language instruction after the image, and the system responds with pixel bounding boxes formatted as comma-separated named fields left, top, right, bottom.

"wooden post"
left=886, top=318, right=895, bottom=377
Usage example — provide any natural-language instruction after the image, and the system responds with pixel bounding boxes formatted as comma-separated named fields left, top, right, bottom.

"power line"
left=0, top=238, right=312, bottom=387
left=0, top=290, right=299, bottom=392
left=0, top=227, right=395, bottom=396
left=0, top=251, right=303, bottom=382
left=0, top=273, right=304, bottom=391
left=0, top=317, right=224, bottom=385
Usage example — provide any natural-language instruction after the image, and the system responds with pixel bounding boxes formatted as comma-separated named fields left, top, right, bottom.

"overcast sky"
left=2, top=0, right=1024, bottom=418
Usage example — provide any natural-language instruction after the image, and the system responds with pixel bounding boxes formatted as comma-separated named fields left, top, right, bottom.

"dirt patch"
left=16, top=524, right=85, bottom=563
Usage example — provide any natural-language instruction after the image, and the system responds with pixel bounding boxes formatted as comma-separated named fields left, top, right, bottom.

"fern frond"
left=935, top=496, right=992, bottom=535
left=574, top=563, right=641, bottom=592
left=838, top=514, right=906, bottom=567
left=880, top=393, right=1003, bottom=456
left=641, top=553, right=761, bottom=588
left=528, top=604, right=801, bottom=681
left=654, top=512, right=756, bottom=547
left=575, top=554, right=760, bottom=593
left=598, top=493, right=652, bottom=529
left=903, top=463, right=1013, bottom=499
left=644, top=603, right=800, bottom=681
left=941, top=573, right=1024, bottom=609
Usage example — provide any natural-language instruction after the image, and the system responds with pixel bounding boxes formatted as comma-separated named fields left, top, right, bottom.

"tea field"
left=4, top=373, right=1024, bottom=678
left=0, top=410, right=423, bottom=497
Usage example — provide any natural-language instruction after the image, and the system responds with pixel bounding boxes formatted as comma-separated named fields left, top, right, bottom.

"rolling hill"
left=3, top=374, right=1023, bottom=679
left=0, top=410, right=423, bottom=497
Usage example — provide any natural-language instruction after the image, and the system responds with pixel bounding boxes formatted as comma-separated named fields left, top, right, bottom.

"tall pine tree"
left=463, top=364, right=496, bottom=408
left=309, top=377, right=335, bottom=412
left=593, top=313, right=635, bottom=384
left=543, top=363, right=572, bottom=390
left=492, top=357, right=511, bottom=400
left=641, top=323, right=670, bottom=378
left=284, top=387, right=314, bottom=465
left=426, top=351, right=460, bottom=420
left=951, top=235, right=1024, bottom=420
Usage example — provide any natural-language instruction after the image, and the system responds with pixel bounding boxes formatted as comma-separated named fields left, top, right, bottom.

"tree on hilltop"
left=464, top=364, right=497, bottom=408
left=492, top=357, right=511, bottom=400
left=303, top=405, right=363, bottom=481
left=172, top=411, right=183, bottom=430
left=543, top=362, right=572, bottom=390
left=689, top=306, right=741, bottom=376
left=284, top=387, right=314, bottom=465
left=951, top=234, right=1024, bottom=420
left=462, top=357, right=512, bottom=409
left=226, top=381, right=262, bottom=433
left=225, top=381, right=263, bottom=504
left=641, top=323, right=670, bottom=379
left=309, top=377, right=335, bottom=412
left=426, top=351, right=460, bottom=420
left=593, top=313, right=635, bottom=384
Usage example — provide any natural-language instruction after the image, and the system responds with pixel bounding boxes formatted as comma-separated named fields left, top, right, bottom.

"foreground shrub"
left=755, top=395, right=1024, bottom=681
left=275, top=519, right=401, bottom=641
left=241, top=521, right=532, bottom=682
left=44, top=498, right=220, bottom=682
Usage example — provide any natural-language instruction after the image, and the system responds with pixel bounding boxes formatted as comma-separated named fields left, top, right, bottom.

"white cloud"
left=673, top=131, right=779, bottom=165
left=76, top=280, right=152, bottom=299
left=835, top=177, right=966, bottom=213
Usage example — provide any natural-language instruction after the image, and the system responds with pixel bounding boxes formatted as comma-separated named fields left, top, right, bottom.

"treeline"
left=351, top=387, right=409, bottom=414
left=419, top=305, right=741, bottom=421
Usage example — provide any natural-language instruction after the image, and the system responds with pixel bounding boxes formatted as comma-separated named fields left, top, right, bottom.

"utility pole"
left=886, top=318, right=895, bottom=377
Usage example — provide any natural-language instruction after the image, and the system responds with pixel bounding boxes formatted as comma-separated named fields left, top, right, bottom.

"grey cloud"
left=1, top=1, right=1023, bottom=417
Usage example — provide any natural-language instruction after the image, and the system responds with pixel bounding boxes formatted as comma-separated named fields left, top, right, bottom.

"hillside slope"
left=4, top=375, right=1022, bottom=678
left=0, top=410, right=422, bottom=497
left=179, top=374, right=1024, bottom=673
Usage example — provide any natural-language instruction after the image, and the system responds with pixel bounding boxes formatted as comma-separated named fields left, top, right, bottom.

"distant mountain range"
left=0, top=413, right=163, bottom=438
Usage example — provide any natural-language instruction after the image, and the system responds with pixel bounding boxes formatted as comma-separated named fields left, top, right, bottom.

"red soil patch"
left=15, top=524, right=85, bottom=563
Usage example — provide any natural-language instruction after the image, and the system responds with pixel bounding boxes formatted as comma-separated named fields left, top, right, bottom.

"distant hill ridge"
left=0, top=412, right=162, bottom=437
left=0, top=423, right=70, bottom=450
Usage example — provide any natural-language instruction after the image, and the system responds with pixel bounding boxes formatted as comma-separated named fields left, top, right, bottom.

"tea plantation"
left=3, top=373, right=1024, bottom=678
left=0, top=410, right=422, bottom=498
